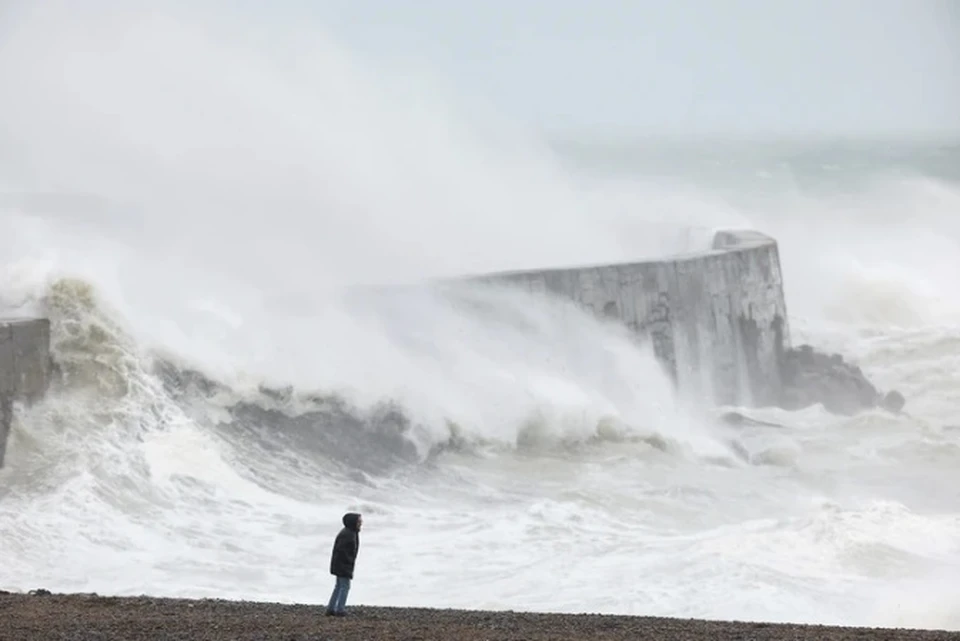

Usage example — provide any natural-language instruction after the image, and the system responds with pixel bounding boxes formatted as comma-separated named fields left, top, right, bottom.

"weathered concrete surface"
left=0, top=318, right=53, bottom=468
left=469, top=230, right=791, bottom=408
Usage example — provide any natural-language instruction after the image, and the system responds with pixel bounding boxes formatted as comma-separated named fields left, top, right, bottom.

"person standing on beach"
left=326, top=512, right=362, bottom=617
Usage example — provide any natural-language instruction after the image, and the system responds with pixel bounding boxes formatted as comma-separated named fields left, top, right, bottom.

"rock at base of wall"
left=778, top=344, right=905, bottom=416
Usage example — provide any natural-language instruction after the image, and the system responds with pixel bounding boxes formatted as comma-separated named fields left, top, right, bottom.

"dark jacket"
left=329, top=513, right=361, bottom=579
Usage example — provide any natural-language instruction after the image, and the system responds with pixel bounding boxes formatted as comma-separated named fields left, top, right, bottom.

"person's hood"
left=342, top=512, right=361, bottom=531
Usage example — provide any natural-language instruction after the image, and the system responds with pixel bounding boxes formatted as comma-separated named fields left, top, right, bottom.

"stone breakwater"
left=469, top=229, right=790, bottom=408
left=1, top=591, right=957, bottom=641
left=0, top=318, right=54, bottom=468
left=470, top=229, right=901, bottom=415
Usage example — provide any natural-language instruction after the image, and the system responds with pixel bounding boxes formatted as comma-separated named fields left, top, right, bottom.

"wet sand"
left=1, top=590, right=958, bottom=641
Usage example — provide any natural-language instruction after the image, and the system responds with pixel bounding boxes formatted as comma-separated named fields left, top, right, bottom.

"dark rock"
left=778, top=344, right=905, bottom=416
left=880, top=390, right=906, bottom=414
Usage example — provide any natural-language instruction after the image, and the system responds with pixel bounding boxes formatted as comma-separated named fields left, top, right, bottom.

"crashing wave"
left=14, top=277, right=714, bottom=477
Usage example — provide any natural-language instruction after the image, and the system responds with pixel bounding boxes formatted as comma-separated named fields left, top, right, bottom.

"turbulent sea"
left=2, top=3, right=960, bottom=631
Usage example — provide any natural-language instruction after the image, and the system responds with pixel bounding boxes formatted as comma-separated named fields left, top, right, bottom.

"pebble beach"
left=2, top=591, right=959, bottom=641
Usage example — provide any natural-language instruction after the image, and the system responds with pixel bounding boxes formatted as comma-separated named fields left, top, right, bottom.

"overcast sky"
left=1, top=0, right=956, bottom=139
left=283, top=0, right=960, bottom=138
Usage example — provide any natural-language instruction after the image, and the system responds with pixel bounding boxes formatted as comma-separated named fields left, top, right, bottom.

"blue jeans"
left=327, top=576, right=351, bottom=613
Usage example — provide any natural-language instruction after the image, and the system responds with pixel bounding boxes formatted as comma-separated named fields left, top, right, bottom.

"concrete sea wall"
left=0, top=318, right=54, bottom=468
left=469, top=229, right=791, bottom=408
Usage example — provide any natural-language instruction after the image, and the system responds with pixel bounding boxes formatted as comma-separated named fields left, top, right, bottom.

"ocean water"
left=2, top=2, right=960, bottom=631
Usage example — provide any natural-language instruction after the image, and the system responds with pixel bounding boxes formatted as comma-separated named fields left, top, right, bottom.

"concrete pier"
left=470, top=230, right=791, bottom=408
left=0, top=318, right=53, bottom=468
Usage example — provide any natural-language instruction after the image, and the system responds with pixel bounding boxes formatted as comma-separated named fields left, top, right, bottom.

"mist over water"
left=2, top=0, right=960, bottom=631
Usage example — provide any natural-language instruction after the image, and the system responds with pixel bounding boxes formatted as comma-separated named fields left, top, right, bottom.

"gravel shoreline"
left=2, top=590, right=958, bottom=641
